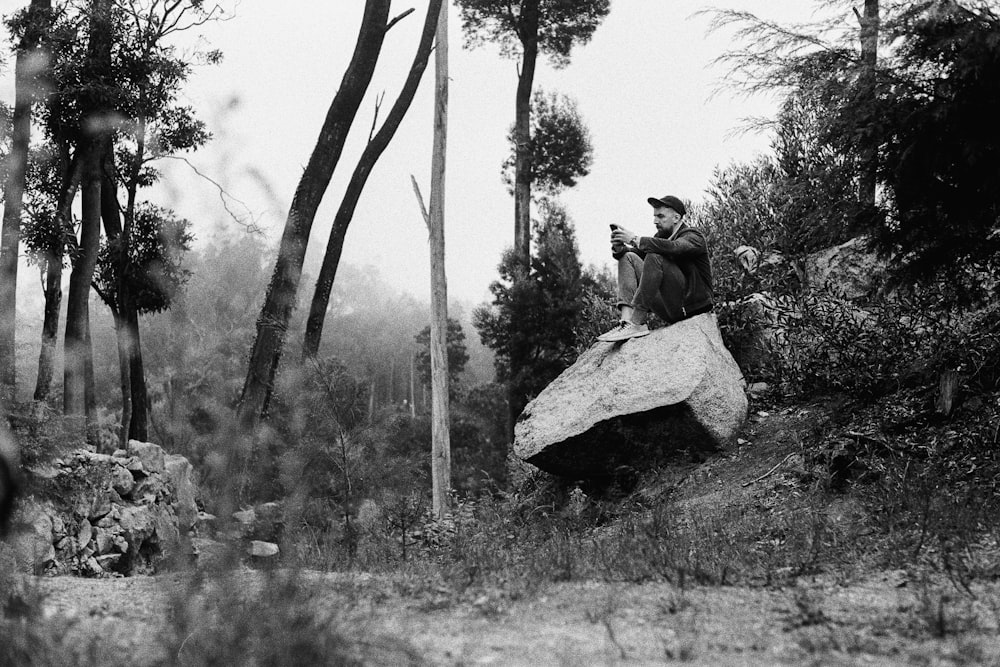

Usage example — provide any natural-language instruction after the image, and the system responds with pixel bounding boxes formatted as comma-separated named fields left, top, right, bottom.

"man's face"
left=653, top=206, right=679, bottom=234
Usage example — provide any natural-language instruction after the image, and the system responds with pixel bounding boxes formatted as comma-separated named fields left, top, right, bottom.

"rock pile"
left=12, top=439, right=199, bottom=576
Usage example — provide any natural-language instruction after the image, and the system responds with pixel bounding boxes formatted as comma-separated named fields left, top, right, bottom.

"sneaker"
left=597, top=321, right=650, bottom=342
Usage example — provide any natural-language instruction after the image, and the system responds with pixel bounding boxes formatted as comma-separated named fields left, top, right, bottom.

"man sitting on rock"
left=597, top=194, right=714, bottom=342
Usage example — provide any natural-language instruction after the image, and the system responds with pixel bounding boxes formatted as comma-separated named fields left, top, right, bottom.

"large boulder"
left=514, top=313, right=747, bottom=478
left=805, top=236, right=886, bottom=300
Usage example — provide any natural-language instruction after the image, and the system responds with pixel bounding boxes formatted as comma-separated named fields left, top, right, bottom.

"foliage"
left=474, top=200, right=610, bottom=404
left=414, top=317, right=469, bottom=388
left=454, top=0, right=611, bottom=68
left=503, top=89, right=593, bottom=196
left=857, top=2, right=1000, bottom=289
left=94, top=203, right=193, bottom=314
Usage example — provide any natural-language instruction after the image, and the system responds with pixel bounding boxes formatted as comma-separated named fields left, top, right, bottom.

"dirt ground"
left=28, top=568, right=1000, bottom=665
left=17, top=405, right=1000, bottom=665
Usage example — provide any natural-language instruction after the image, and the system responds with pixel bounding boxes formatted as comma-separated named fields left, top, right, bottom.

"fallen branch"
left=741, top=453, right=794, bottom=488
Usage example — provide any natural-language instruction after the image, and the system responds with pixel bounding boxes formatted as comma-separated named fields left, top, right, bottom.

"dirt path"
left=28, top=569, right=1000, bottom=666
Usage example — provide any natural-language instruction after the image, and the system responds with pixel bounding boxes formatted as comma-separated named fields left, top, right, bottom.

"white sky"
left=2, top=0, right=829, bottom=305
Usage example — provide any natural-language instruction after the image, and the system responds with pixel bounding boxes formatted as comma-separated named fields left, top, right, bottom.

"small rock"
left=748, top=382, right=771, bottom=397
left=126, top=440, right=166, bottom=474
left=248, top=540, right=279, bottom=558
left=111, top=464, right=135, bottom=496
left=77, top=519, right=93, bottom=549
left=233, top=508, right=256, bottom=531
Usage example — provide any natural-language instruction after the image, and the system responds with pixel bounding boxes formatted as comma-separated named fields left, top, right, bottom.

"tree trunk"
left=513, top=0, right=539, bottom=273
left=302, top=0, right=444, bottom=360
left=238, top=0, right=393, bottom=428
left=416, top=1, right=451, bottom=519
left=99, top=143, right=132, bottom=447
left=858, top=0, right=879, bottom=208
left=34, top=146, right=79, bottom=402
left=33, top=257, right=62, bottom=402
left=64, top=137, right=103, bottom=423
left=65, top=0, right=112, bottom=433
left=409, top=351, right=416, bottom=419
left=0, top=0, right=52, bottom=405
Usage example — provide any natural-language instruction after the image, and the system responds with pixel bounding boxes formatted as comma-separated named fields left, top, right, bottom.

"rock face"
left=12, top=443, right=200, bottom=576
left=804, top=236, right=886, bottom=300
left=514, top=313, right=747, bottom=478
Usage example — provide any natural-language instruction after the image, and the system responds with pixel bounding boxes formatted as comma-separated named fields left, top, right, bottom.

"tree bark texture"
left=0, top=0, right=52, bottom=405
left=513, top=0, right=539, bottom=273
left=858, top=0, right=879, bottom=208
left=428, top=0, right=451, bottom=520
left=237, top=0, right=392, bottom=427
left=302, top=0, right=444, bottom=360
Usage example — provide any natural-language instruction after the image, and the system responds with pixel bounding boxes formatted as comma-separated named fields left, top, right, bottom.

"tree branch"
left=161, top=155, right=265, bottom=233
left=410, top=174, right=431, bottom=230
left=386, top=7, right=415, bottom=32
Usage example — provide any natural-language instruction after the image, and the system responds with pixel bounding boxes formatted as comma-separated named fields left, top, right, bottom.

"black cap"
left=647, top=195, right=686, bottom=216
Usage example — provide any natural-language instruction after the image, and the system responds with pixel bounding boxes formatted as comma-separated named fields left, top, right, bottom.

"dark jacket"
left=614, top=223, right=714, bottom=316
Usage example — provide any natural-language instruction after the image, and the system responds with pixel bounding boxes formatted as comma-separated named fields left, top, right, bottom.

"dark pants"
left=616, top=251, right=691, bottom=324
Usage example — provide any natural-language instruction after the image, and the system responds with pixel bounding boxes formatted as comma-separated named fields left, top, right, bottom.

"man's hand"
left=611, top=227, right=638, bottom=247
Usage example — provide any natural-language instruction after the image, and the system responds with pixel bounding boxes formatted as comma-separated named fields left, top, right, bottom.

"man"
left=597, top=194, right=714, bottom=342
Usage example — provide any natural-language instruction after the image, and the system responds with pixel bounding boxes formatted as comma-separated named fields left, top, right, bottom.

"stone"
left=77, top=519, right=93, bottom=549
left=11, top=503, right=55, bottom=574
left=248, top=540, right=279, bottom=558
left=805, top=235, right=886, bottom=300
left=110, top=463, right=135, bottom=496
left=126, top=440, right=166, bottom=474
left=165, top=454, right=199, bottom=531
left=130, top=474, right=168, bottom=504
left=514, top=313, right=747, bottom=478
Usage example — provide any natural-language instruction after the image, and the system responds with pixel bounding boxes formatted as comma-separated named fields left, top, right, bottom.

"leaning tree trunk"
left=512, top=0, right=539, bottom=274
left=427, top=0, right=451, bottom=520
left=302, top=0, right=444, bottom=360
left=237, top=0, right=393, bottom=427
left=0, top=0, right=52, bottom=405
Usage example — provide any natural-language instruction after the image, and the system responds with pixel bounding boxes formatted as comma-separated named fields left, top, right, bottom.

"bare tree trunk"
left=411, top=1, right=451, bottom=519
left=0, top=0, right=52, bottom=405
left=428, top=1, right=452, bottom=518
left=238, top=0, right=393, bottom=427
left=302, top=0, right=443, bottom=360
left=513, top=0, right=539, bottom=273
left=409, top=351, right=416, bottom=419
left=857, top=0, right=879, bottom=208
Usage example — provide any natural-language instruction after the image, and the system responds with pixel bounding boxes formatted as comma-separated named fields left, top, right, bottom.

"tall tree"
left=453, top=0, right=609, bottom=271
left=473, top=200, right=595, bottom=437
left=93, top=0, right=214, bottom=441
left=0, top=0, right=51, bottom=406
left=426, top=0, right=450, bottom=519
left=64, top=0, right=113, bottom=431
left=238, top=0, right=396, bottom=427
left=302, top=0, right=444, bottom=360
